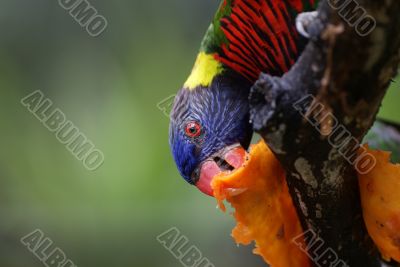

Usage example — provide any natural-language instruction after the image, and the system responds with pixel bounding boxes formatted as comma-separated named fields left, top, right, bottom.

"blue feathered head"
left=169, top=73, right=253, bottom=196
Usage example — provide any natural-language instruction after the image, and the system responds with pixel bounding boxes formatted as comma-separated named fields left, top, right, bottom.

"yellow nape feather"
left=184, top=52, right=223, bottom=90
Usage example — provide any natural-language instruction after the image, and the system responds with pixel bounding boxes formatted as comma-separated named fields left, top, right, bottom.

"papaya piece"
left=359, top=147, right=400, bottom=262
left=212, top=140, right=311, bottom=267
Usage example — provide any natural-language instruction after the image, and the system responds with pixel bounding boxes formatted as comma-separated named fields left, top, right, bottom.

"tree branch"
left=249, top=1, right=400, bottom=266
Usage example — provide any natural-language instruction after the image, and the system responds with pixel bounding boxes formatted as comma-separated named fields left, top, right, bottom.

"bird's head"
left=169, top=54, right=253, bottom=196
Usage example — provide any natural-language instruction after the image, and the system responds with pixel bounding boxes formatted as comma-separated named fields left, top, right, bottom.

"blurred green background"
left=0, top=0, right=398, bottom=267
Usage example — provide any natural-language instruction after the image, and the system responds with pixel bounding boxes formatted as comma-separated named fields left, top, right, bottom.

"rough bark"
left=249, top=1, right=400, bottom=266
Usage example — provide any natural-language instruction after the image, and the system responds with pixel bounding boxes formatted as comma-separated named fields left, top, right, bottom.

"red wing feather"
left=215, top=0, right=316, bottom=81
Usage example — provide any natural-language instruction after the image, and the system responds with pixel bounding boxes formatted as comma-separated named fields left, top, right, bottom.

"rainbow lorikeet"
left=169, top=0, right=400, bottom=196
left=169, top=0, right=319, bottom=195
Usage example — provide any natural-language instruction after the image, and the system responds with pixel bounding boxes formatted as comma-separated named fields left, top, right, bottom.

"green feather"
left=200, top=0, right=231, bottom=54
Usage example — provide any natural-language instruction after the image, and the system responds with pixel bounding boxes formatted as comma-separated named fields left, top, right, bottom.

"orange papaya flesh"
left=211, top=141, right=400, bottom=265
left=211, top=140, right=311, bottom=267
left=359, top=146, right=400, bottom=262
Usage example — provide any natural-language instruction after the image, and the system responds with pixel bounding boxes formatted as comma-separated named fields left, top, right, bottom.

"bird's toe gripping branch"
left=249, top=9, right=327, bottom=136
left=249, top=75, right=282, bottom=132
left=296, top=11, right=319, bottom=39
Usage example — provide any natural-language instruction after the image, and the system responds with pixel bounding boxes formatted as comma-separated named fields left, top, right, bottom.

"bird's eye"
left=185, top=121, right=202, bottom=138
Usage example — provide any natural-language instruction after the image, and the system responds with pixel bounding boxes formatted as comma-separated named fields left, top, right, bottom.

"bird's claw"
left=296, top=11, right=319, bottom=39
